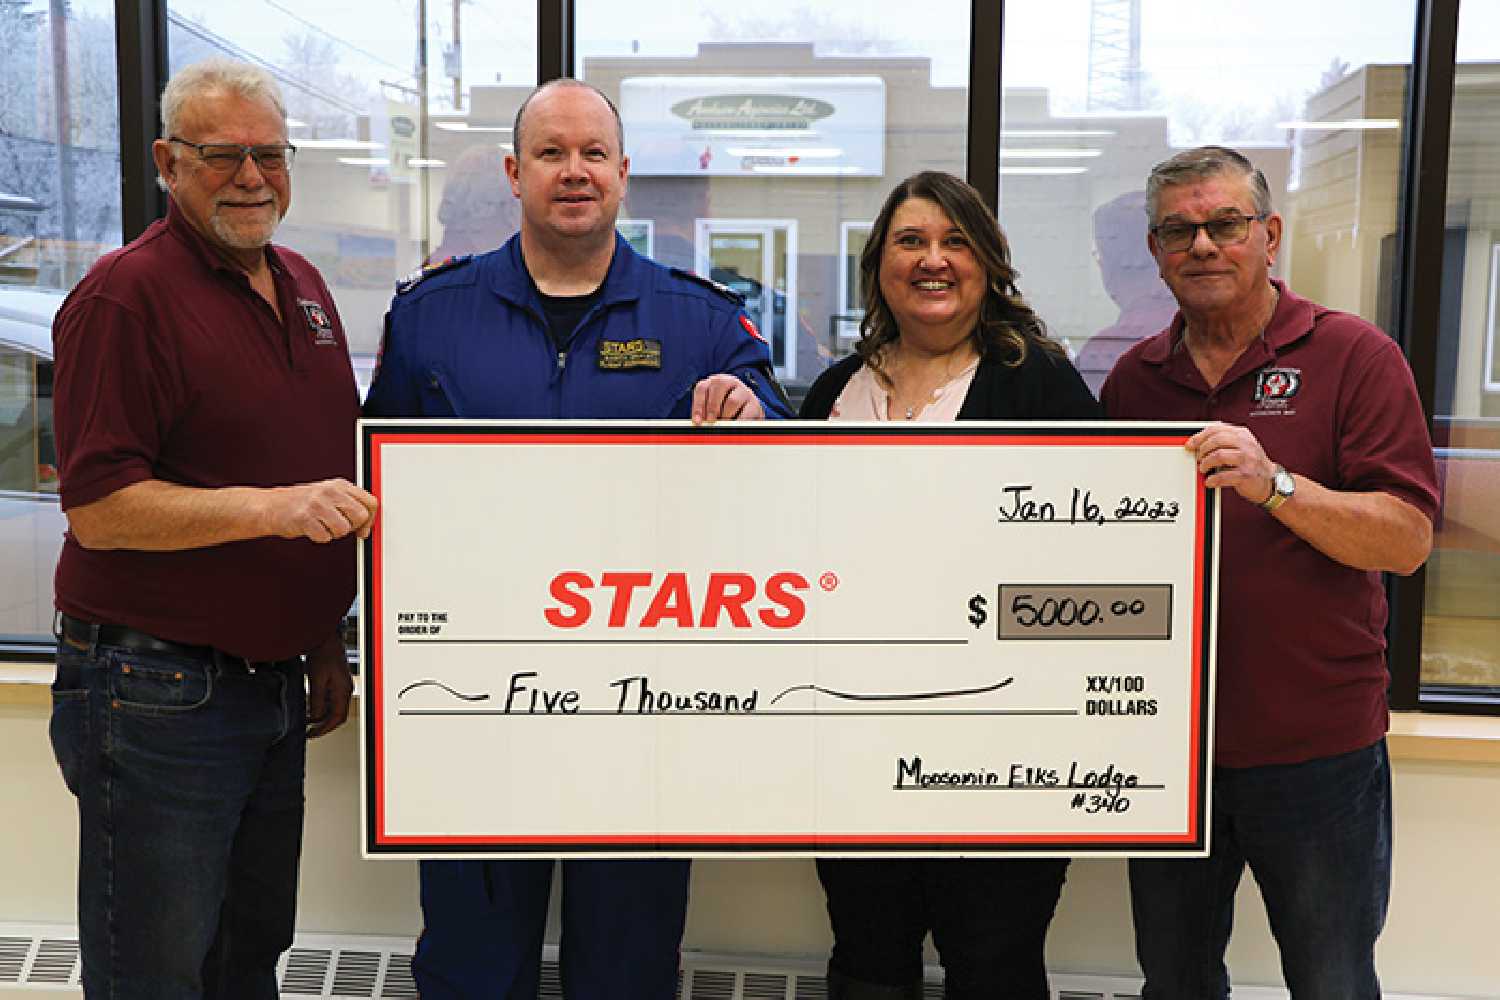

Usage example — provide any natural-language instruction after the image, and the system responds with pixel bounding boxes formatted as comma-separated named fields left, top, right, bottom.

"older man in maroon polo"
left=1102, top=146, right=1438, bottom=999
left=48, top=57, right=375, bottom=999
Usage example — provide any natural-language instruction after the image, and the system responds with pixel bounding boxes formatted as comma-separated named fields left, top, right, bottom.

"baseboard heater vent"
left=0, top=924, right=1474, bottom=1000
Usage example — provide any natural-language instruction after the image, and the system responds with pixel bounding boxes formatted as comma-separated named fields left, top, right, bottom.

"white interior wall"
left=2, top=701, right=1497, bottom=998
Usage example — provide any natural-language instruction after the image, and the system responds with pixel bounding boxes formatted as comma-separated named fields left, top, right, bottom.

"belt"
left=56, top=613, right=281, bottom=671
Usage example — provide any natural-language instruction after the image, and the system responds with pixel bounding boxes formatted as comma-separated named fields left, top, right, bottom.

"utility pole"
left=416, top=0, right=431, bottom=260
left=452, top=0, right=462, bottom=109
left=48, top=0, right=77, bottom=281
left=1087, top=0, right=1143, bottom=111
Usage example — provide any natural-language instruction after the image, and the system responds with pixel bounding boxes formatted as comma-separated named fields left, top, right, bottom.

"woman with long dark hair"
left=801, top=171, right=1099, bottom=999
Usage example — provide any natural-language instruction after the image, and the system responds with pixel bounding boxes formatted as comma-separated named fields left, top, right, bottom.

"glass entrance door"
left=695, top=219, right=798, bottom=380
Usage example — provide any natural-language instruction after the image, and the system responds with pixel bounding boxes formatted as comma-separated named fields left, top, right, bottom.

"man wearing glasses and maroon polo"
left=1102, top=146, right=1438, bottom=999
left=49, top=57, right=375, bottom=998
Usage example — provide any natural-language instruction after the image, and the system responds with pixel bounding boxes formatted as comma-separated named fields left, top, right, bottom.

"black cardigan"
left=798, top=345, right=1102, bottom=421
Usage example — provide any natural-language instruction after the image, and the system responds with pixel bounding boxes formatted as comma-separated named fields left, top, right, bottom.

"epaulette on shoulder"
left=668, top=267, right=745, bottom=306
left=396, top=255, right=473, bottom=295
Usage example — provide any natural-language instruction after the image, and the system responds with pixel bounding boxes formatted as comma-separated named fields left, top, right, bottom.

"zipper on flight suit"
left=554, top=298, right=611, bottom=389
left=541, top=294, right=619, bottom=415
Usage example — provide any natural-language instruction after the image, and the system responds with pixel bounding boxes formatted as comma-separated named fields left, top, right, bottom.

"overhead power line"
left=258, top=0, right=414, bottom=80
left=166, top=12, right=367, bottom=117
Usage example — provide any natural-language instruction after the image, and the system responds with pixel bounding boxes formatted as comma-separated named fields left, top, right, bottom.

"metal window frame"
left=97, top=0, right=1490, bottom=714
left=967, top=0, right=1003, bottom=213
left=538, top=0, right=573, bottom=82
left=115, top=0, right=169, bottom=242
left=1486, top=244, right=1500, bottom=393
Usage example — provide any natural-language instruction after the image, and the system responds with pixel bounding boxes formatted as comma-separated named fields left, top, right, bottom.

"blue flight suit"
left=364, top=232, right=790, bottom=1000
left=365, top=232, right=790, bottom=422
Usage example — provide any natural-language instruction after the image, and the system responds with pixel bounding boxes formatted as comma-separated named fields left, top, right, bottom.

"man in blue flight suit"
left=364, top=78, right=790, bottom=998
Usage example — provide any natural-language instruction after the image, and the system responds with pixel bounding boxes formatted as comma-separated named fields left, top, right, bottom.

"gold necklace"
left=893, top=356, right=975, bottom=420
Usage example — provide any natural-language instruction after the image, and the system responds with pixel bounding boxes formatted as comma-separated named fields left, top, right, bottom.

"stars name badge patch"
left=299, top=299, right=336, bottom=346
left=1254, top=367, right=1301, bottom=401
left=598, top=338, right=663, bottom=370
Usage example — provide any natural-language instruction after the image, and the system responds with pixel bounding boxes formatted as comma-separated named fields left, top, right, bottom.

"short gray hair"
left=511, top=78, right=624, bottom=155
left=160, top=58, right=287, bottom=139
left=1146, top=146, right=1272, bottom=222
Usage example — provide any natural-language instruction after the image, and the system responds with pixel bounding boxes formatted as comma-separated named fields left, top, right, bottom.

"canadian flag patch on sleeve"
left=740, top=314, right=766, bottom=343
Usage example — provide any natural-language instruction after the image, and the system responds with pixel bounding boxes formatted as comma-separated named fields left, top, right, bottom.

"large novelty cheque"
left=359, top=422, right=1218, bottom=858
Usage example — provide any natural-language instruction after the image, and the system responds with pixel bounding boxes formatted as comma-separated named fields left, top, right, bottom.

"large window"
left=997, top=0, right=1419, bottom=395
left=2, top=3, right=1496, bottom=717
left=0, top=0, right=120, bottom=645
left=166, top=1, right=540, bottom=392
left=157, top=3, right=542, bottom=652
left=1421, top=0, right=1500, bottom=702
left=577, top=0, right=971, bottom=392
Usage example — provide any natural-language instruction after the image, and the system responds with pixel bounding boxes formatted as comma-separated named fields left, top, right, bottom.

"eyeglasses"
left=169, top=137, right=297, bottom=175
left=1150, top=212, right=1267, bottom=253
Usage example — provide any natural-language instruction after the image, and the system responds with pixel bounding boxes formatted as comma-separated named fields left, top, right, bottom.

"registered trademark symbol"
left=819, top=571, right=839, bottom=592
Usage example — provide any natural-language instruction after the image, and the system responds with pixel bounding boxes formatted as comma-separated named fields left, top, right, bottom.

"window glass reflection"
left=0, top=0, right=120, bottom=642
left=1422, top=0, right=1500, bottom=697
left=163, top=2, right=540, bottom=651
left=999, top=0, right=1417, bottom=395
left=577, top=0, right=970, bottom=393
left=167, top=1, right=539, bottom=391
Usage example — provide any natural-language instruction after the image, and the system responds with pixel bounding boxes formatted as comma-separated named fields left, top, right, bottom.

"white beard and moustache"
left=208, top=193, right=282, bottom=250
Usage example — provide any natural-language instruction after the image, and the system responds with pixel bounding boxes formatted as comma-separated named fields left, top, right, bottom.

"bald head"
left=512, top=78, right=624, bottom=156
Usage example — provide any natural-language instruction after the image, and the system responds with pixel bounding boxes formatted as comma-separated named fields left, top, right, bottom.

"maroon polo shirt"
left=1101, top=280, right=1439, bottom=768
left=52, top=201, right=359, bottom=661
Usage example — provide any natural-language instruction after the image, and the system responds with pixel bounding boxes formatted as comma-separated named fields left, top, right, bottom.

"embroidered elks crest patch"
left=1254, top=367, right=1302, bottom=402
left=299, top=298, right=336, bottom=345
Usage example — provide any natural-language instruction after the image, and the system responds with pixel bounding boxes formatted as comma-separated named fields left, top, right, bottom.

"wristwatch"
left=1260, top=464, right=1295, bottom=512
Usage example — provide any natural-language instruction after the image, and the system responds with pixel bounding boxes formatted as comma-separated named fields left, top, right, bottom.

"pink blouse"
left=828, top=359, right=979, bottom=422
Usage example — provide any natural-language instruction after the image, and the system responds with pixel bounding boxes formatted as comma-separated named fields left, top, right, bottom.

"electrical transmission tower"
left=1087, top=0, right=1143, bottom=111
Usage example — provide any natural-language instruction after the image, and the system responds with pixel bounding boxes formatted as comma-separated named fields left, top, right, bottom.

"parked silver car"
left=0, top=288, right=65, bottom=641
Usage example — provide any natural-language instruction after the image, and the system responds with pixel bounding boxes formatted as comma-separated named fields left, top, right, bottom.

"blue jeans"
left=49, top=635, right=307, bottom=1000
left=413, top=858, right=691, bottom=999
left=1129, top=740, right=1392, bottom=1000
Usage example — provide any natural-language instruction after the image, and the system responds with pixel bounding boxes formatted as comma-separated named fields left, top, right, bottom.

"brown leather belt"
left=57, top=613, right=283, bottom=671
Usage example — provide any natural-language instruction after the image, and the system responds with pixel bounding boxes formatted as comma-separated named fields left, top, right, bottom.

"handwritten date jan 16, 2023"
left=998, top=484, right=1181, bottom=525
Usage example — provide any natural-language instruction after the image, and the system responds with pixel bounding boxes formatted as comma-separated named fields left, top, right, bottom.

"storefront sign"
left=385, top=99, right=419, bottom=179
left=620, top=76, right=885, bottom=177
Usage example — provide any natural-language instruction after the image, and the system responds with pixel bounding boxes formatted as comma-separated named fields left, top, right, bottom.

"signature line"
left=769, top=677, right=1014, bottom=707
